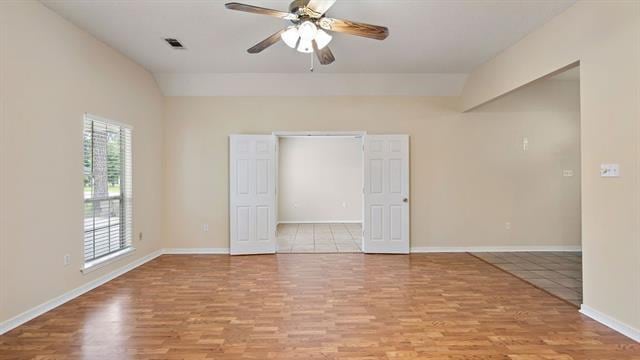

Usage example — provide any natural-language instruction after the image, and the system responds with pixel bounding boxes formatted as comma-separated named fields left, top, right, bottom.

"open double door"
left=229, top=134, right=409, bottom=255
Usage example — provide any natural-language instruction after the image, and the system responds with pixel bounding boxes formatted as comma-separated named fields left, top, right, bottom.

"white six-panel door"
left=363, top=135, right=410, bottom=253
left=229, top=135, right=276, bottom=255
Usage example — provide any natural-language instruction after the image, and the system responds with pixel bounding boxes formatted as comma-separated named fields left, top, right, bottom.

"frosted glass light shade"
left=282, top=22, right=332, bottom=54
left=297, top=38, right=313, bottom=53
left=298, top=21, right=317, bottom=41
left=315, top=29, right=332, bottom=50
left=281, top=26, right=299, bottom=48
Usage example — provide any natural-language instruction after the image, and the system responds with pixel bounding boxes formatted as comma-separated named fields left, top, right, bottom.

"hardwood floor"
left=1, top=254, right=639, bottom=359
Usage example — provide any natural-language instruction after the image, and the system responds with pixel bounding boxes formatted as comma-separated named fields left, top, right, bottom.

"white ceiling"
left=42, top=0, right=575, bottom=75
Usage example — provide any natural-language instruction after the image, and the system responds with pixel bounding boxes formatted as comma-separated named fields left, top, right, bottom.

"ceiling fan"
left=225, top=0, right=389, bottom=66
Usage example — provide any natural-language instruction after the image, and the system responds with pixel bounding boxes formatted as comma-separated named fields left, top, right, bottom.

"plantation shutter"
left=83, top=114, right=133, bottom=263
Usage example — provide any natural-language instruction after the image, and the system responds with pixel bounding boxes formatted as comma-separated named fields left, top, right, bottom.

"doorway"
left=228, top=132, right=410, bottom=255
left=471, top=64, right=582, bottom=306
left=275, top=135, right=364, bottom=253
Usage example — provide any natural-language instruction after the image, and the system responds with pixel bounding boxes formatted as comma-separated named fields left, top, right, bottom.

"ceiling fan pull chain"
left=310, top=51, right=314, bottom=72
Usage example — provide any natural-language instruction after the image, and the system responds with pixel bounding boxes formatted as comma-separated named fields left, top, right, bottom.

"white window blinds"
left=83, top=115, right=133, bottom=263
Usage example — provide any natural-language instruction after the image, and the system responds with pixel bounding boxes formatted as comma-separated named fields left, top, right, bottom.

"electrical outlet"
left=203, top=224, right=209, bottom=232
left=505, top=222, right=511, bottom=230
left=139, top=232, right=143, bottom=241
left=63, top=254, right=70, bottom=266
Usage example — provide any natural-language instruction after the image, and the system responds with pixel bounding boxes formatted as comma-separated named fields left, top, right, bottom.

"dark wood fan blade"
left=320, top=17, right=389, bottom=40
left=305, top=0, right=336, bottom=17
left=225, top=2, right=297, bottom=20
left=247, top=29, right=286, bottom=54
left=312, top=40, right=335, bottom=65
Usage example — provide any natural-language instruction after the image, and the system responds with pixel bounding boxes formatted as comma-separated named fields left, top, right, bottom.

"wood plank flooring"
left=1, top=254, right=639, bottom=359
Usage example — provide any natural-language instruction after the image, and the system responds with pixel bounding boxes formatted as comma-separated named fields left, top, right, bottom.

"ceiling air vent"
left=164, top=38, right=185, bottom=49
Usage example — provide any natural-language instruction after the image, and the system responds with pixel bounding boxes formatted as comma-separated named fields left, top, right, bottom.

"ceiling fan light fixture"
left=281, top=26, right=299, bottom=48
left=297, top=38, right=314, bottom=53
left=315, top=29, right=332, bottom=50
left=297, top=21, right=318, bottom=41
left=225, top=0, right=388, bottom=67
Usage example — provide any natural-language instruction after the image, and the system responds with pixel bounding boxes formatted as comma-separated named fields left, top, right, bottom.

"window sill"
left=81, top=247, right=136, bottom=274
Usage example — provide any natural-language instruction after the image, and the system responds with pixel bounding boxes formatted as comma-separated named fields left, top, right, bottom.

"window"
left=83, top=114, right=132, bottom=266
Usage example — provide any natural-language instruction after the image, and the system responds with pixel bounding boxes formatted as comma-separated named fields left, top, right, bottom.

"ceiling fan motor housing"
left=289, top=0, right=310, bottom=16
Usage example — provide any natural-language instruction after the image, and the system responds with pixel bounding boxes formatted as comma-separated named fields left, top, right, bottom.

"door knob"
left=403, top=198, right=408, bottom=203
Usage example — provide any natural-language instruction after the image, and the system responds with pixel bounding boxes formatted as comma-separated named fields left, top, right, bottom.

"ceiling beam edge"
left=153, top=73, right=468, bottom=97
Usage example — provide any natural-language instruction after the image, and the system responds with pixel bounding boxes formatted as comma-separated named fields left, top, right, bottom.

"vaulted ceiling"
left=42, top=0, right=575, bottom=75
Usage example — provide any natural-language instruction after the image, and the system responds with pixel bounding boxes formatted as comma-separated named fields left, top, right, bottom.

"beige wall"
left=278, top=137, right=363, bottom=223
left=461, top=1, right=640, bottom=332
left=164, top=79, right=580, bottom=251
left=0, top=2, right=165, bottom=323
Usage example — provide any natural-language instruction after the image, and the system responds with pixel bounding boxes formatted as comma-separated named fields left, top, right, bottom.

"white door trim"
left=273, top=131, right=366, bottom=137
left=273, top=132, right=367, bottom=252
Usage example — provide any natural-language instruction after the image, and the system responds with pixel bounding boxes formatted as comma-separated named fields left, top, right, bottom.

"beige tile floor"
left=472, top=251, right=582, bottom=306
left=277, top=223, right=363, bottom=253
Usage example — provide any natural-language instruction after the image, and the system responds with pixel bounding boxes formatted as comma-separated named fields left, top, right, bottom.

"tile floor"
left=277, top=223, right=363, bottom=253
left=472, top=251, right=583, bottom=306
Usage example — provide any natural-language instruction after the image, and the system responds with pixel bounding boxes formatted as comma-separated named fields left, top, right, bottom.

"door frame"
left=229, top=131, right=411, bottom=254
left=272, top=131, right=367, bottom=250
left=273, top=131, right=367, bottom=137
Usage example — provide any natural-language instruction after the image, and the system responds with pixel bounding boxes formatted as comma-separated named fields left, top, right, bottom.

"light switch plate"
left=563, top=170, right=574, bottom=177
left=600, top=164, right=620, bottom=177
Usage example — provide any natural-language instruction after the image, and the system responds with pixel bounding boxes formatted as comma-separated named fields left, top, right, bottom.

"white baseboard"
left=0, top=248, right=164, bottom=335
left=580, top=304, right=640, bottom=342
left=411, top=245, right=582, bottom=253
left=163, top=248, right=229, bottom=254
left=277, top=221, right=362, bottom=224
